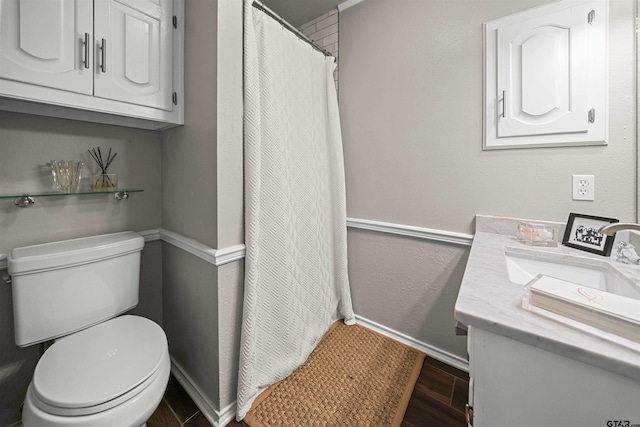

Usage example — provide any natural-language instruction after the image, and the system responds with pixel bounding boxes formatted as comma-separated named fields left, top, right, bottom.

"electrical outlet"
left=572, top=175, right=595, bottom=201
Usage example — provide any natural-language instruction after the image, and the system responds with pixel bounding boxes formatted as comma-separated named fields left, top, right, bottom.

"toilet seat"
left=29, top=359, right=163, bottom=417
left=30, top=315, right=167, bottom=417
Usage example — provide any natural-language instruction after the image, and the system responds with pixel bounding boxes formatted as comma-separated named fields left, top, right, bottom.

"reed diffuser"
left=89, top=147, right=118, bottom=191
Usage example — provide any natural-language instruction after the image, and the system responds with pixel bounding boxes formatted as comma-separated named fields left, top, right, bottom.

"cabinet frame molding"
left=483, top=0, right=609, bottom=150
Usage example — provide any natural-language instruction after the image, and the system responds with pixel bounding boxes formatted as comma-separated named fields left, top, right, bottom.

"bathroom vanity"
left=455, top=216, right=640, bottom=427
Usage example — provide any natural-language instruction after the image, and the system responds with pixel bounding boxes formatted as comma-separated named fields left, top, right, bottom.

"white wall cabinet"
left=484, top=0, right=607, bottom=149
left=0, top=0, right=183, bottom=130
left=0, top=0, right=94, bottom=95
left=94, top=0, right=173, bottom=110
left=466, top=327, right=640, bottom=427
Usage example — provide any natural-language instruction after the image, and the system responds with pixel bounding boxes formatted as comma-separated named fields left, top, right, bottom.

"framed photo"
left=562, top=213, right=619, bottom=256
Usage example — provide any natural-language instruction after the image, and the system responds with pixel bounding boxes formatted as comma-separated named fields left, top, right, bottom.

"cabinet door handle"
left=100, top=38, right=107, bottom=73
left=83, top=33, right=90, bottom=69
left=501, top=90, right=506, bottom=118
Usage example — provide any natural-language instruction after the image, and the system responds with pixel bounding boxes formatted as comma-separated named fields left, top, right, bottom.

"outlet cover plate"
left=572, top=175, right=595, bottom=201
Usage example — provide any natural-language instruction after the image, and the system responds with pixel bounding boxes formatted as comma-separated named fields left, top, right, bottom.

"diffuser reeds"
left=89, top=147, right=118, bottom=190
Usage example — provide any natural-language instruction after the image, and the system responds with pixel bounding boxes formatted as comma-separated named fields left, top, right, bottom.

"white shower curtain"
left=237, top=0, right=355, bottom=420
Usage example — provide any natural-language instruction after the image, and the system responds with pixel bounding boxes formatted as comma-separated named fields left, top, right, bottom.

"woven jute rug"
left=243, top=321, right=425, bottom=427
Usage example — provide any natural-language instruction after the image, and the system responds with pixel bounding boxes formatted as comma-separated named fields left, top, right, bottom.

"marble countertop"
left=454, top=215, right=640, bottom=381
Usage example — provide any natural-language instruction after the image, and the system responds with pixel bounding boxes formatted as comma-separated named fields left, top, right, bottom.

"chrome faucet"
left=597, top=223, right=640, bottom=264
left=597, top=223, right=640, bottom=236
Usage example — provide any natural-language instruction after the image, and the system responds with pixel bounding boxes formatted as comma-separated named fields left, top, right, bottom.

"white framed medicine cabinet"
left=0, top=0, right=184, bottom=130
left=483, top=0, right=608, bottom=150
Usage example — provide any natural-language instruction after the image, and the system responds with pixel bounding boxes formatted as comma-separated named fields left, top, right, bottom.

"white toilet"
left=8, top=231, right=170, bottom=427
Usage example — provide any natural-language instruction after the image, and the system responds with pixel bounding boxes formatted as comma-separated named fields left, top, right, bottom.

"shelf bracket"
left=6, top=190, right=141, bottom=207
left=114, top=191, right=129, bottom=201
left=14, top=195, right=35, bottom=208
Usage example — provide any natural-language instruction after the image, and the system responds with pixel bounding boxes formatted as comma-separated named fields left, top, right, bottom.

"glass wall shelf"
left=0, top=190, right=143, bottom=207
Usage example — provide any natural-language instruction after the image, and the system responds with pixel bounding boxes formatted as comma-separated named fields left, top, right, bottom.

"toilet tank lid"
left=8, top=231, right=144, bottom=275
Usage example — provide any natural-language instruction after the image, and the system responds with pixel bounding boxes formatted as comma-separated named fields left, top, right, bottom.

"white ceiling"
left=262, top=0, right=343, bottom=28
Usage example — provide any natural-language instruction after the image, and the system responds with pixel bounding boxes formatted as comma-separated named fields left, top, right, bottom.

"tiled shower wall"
left=300, top=9, right=339, bottom=92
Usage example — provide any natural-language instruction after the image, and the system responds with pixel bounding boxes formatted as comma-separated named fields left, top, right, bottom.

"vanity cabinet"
left=0, top=0, right=183, bottom=129
left=467, top=327, right=640, bottom=427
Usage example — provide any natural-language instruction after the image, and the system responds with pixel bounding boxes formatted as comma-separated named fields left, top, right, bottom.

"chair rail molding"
left=158, top=228, right=246, bottom=267
left=346, top=217, right=474, bottom=247
left=0, top=219, right=472, bottom=271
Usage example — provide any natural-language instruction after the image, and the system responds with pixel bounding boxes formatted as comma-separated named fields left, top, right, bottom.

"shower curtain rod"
left=252, top=1, right=334, bottom=58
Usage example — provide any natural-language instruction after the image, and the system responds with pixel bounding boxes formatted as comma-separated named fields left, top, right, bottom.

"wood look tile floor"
left=147, top=375, right=211, bottom=427
left=152, top=356, right=469, bottom=427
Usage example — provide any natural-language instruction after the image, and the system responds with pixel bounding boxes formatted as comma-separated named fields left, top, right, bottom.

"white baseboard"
left=355, top=315, right=469, bottom=373
left=218, top=401, right=237, bottom=427
left=170, top=359, right=222, bottom=426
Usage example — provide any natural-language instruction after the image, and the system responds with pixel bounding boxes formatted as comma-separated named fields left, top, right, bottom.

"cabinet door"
left=496, top=4, right=591, bottom=138
left=469, top=328, right=640, bottom=426
left=94, top=0, right=173, bottom=111
left=0, top=0, right=93, bottom=94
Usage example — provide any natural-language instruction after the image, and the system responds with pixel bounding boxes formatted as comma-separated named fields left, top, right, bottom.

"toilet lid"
left=32, top=315, right=167, bottom=411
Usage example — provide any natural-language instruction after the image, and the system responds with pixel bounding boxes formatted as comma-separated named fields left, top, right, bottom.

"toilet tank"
left=8, top=231, right=145, bottom=347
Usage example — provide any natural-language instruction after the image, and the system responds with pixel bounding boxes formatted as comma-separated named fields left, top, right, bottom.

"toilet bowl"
left=8, top=232, right=170, bottom=427
left=22, top=316, right=169, bottom=427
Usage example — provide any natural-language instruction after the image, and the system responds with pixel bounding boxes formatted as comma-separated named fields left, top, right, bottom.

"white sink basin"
left=504, top=247, right=640, bottom=301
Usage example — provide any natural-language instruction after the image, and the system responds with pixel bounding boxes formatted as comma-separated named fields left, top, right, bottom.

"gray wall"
left=0, top=113, right=163, bottom=252
left=0, top=1, right=636, bottom=425
left=162, top=244, right=220, bottom=404
left=0, top=112, right=163, bottom=426
left=340, top=0, right=637, bottom=360
left=0, top=0, right=244, bottom=424
left=0, top=267, right=38, bottom=426
left=341, top=0, right=635, bottom=231
left=215, top=0, right=244, bottom=412
left=161, top=0, right=221, bottom=411
left=0, top=1, right=243, bottom=424
left=161, top=0, right=243, bottom=417
left=162, top=0, right=218, bottom=249
left=347, top=230, right=470, bottom=357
